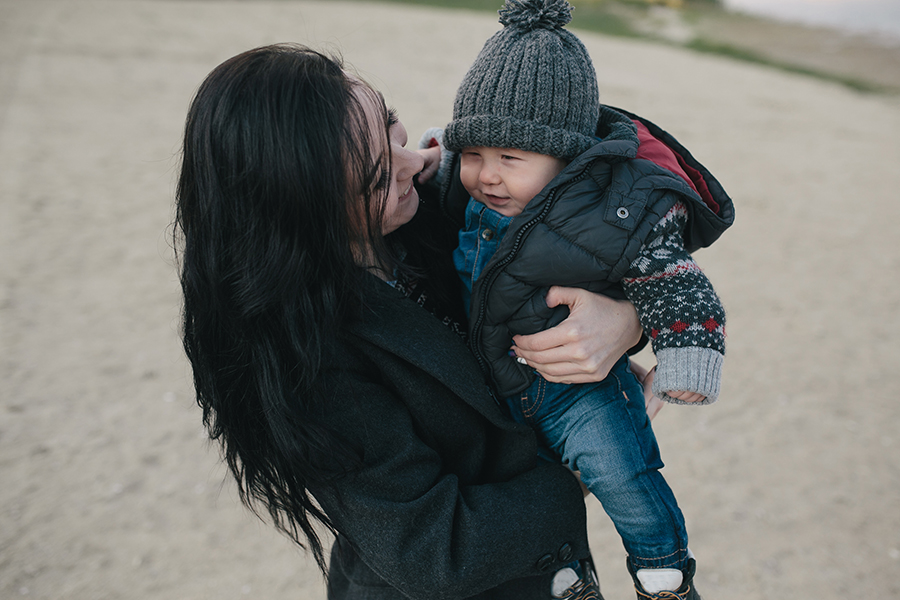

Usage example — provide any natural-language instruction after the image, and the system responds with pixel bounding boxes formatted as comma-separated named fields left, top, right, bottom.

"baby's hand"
left=668, top=390, right=707, bottom=403
left=416, top=145, right=442, bottom=183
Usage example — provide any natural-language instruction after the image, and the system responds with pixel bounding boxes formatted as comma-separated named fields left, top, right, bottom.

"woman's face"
left=353, top=84, right=424, bottom=235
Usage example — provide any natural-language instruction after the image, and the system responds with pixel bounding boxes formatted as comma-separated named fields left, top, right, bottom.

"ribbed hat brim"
left=444, top=114, right=598, bottom=160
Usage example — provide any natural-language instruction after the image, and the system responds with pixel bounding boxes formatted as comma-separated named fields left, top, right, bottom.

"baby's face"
left=459, top=147, right=567, bottom=217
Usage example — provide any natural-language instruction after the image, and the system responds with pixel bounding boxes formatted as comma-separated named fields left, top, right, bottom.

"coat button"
left=481, top=228, right=494, bottom=241
left=536, top=553, right=554, bottom=572
left=616, top=207, right=629, bottom=219
left=558, top=543, right=573, bottom=562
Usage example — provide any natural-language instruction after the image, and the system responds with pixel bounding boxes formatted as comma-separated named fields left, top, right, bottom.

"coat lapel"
left=349, top=276, right=512, bottom=427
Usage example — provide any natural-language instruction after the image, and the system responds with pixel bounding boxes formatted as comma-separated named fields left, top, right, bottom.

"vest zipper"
left=468, top=170, right=591, bottom=381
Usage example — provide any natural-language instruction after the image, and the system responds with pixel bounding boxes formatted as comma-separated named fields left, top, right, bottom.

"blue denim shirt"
left=453, top=197, right=514, bottom=315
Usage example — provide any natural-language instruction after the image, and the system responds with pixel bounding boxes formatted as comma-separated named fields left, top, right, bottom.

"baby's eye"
left=500, top=154, right=518, bottom=161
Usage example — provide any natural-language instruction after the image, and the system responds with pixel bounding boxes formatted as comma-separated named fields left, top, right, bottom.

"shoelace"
left=559, top=578, right=600, bottom=600
left=636, top=585, right=691, bottom=600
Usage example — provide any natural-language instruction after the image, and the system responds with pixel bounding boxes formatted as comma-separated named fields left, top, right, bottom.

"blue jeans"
left=506, top=355, right=689, bottom=571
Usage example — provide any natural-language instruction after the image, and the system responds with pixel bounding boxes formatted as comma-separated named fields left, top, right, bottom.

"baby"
left=418, top=1, right=734, bottom=599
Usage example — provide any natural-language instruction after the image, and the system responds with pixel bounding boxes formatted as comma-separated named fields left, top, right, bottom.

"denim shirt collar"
left=464, top=197, right=514, bottom=237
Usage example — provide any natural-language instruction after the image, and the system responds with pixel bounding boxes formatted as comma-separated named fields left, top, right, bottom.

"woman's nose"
left=397, top=146, right=424, bottom=179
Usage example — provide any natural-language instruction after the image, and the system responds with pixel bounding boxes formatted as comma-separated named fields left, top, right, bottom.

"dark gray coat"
left=439, top=106, right=735, bottom=398
left=315, top=245, right=591, bottom=599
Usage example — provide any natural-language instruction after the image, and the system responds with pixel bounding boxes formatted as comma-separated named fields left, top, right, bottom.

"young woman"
left=174, top=43, right=649, bottom=599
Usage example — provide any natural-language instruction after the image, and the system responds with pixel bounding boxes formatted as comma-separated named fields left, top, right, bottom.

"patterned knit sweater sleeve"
left=621, top=201, right=726, bottom=405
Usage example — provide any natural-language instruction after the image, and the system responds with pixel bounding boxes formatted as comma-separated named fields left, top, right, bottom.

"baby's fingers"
left=668, top=390, right=706, bottom=403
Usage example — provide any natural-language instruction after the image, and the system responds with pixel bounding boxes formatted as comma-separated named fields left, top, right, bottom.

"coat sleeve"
left=311, top=367, right=590, bottom=600
left=621, top=201, right=726, bottom=404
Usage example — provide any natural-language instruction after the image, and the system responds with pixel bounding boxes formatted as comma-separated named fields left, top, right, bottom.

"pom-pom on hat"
left=443, top=0, right=600, bottom=160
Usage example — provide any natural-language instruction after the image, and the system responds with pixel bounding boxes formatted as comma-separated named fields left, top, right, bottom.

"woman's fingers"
left=512, top=286, right=641, bottom=382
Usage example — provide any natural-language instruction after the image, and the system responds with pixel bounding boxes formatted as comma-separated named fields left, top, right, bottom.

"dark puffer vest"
left=437, top=106, right=735, bottom=398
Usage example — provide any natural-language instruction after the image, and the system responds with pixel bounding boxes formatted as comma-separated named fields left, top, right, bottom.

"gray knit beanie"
left=443, top=0, right=600, bottom=160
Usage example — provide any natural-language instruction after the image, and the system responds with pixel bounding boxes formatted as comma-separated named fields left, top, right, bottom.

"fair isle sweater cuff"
left=652, top=347, right=723, bottom=405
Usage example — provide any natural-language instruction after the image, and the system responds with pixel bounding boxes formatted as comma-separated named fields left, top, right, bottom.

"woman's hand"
left=511, top=286, right=642, bottom=384
left=416, top=145, right=442, bottom=184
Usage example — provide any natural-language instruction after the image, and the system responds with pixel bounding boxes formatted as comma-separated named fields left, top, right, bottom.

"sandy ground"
left=1, top=1, right=899, bottom=599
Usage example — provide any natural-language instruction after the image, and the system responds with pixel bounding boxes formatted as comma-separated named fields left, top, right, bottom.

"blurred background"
left=723, top=0, right=900, bottom=37
left=1, top=1, right=898, bottom=599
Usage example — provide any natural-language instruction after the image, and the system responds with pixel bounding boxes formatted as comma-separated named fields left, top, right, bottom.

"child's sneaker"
left=551, top=558, right=604, bottom=600
left=627, top=557, right=701, bottom=600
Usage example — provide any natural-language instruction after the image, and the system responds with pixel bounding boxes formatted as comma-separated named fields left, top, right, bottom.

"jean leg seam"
left=622, top=384, right=689, bottom=568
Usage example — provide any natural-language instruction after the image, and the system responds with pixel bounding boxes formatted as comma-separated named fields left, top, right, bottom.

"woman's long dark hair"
left=173, top=44, right=398, bottom=572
